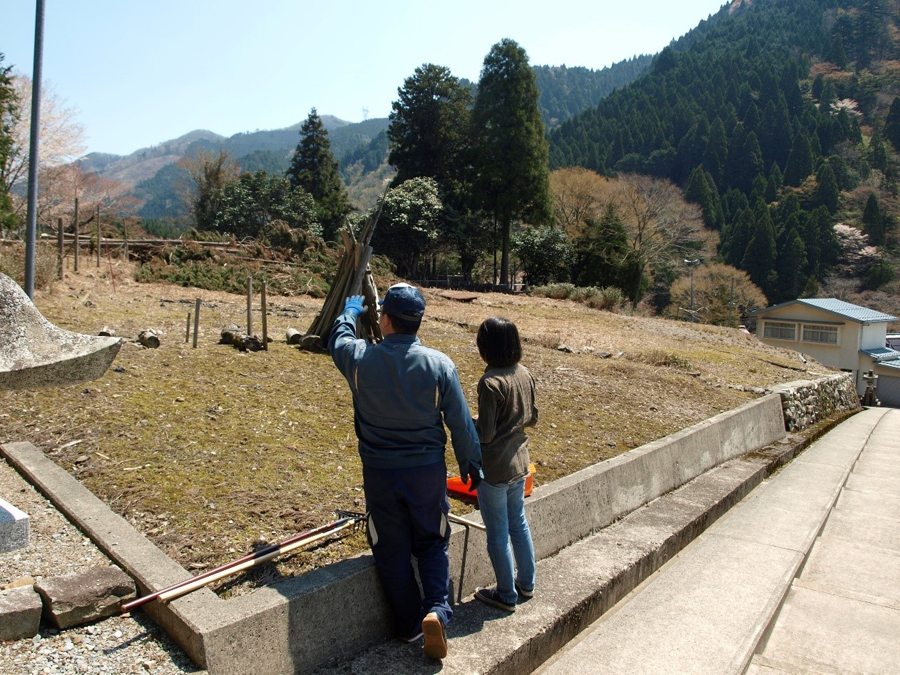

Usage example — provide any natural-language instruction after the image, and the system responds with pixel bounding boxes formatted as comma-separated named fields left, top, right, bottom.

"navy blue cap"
left=379, top=283, right=425, bottom=321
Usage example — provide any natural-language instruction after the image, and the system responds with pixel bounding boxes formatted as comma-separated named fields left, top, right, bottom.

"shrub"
left=628, top=349, right=693, bottom=371
left=531, top=282, right=576, bottom=300
left=0, top=243, right=57, bottom=291
left=531, top=283, right=623, bottom=311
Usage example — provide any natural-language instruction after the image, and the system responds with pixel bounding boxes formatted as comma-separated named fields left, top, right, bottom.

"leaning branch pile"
left=304, top=204, right=384, bottom=347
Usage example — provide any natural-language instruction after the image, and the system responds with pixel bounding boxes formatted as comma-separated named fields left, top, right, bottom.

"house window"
left=802, top=325, right=838, bottom=344
left=763, top=321, right=796, bottom=341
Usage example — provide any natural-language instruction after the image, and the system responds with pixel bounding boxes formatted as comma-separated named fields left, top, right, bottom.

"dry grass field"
left=0, top=260, right=828, bottom=596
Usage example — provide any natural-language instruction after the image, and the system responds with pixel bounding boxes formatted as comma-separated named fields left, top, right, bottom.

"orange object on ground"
left=447, top=464, right=535, bottom=503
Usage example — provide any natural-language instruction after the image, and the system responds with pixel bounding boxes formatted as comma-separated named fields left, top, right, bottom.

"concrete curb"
left=0, top=386, right=857, bottom=674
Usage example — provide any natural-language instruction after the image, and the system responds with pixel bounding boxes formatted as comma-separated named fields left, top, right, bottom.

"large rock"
left=35, top=565, right=136, bottom=629
left=0, top=585, right=42, bottom=640
left=0, top=272, right=122, bottom=390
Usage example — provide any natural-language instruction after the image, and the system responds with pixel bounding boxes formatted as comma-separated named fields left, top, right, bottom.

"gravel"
left=0, top=458, right=204, bottom=675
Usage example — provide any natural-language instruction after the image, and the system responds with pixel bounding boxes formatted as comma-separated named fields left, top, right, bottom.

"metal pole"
left=24, top=0, right=46, bottom=298
left=96, top=204, right=101, bottom=268
left=73, top=197, right=79, bottom=271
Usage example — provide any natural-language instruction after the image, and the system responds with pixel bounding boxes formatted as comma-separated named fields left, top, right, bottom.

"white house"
left=753, top=298, right=900, bottom=406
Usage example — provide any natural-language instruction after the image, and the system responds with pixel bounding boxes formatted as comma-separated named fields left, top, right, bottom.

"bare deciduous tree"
left=549, top=167, right=607, bottom=239
left=608, top=174, right=712, bottom=309
left=664, top=262, right=767, bottom=326
left=4, top=74, right=86, bottom=220
left=177, top=149, right=239, bottom=230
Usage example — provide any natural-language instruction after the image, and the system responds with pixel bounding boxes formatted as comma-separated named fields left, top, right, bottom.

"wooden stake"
left=57, top=217, right=64, bottom=280
left=185, top=312, right=191, bottom=343
left=193, top=299, right=201, bottom=348
left=261, top=282, right=268, bottom=351
left=246, top=276, right=253, bottom=336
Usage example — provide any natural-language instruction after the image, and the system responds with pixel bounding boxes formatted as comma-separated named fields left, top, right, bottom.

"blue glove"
left=343, top=295, right=366, bottom=318
left=463, top=464, right=484, bottom=492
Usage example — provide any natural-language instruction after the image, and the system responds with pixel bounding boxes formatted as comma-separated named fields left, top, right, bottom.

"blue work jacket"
left=329, top=311, right=482, bottom=475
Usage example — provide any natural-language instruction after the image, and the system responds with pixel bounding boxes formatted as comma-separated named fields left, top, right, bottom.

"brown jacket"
left=475, top=364, right=538, bottom=484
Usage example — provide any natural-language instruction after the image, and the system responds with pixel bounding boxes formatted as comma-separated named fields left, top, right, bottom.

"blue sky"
left=3, top=1, right=726, bottom=157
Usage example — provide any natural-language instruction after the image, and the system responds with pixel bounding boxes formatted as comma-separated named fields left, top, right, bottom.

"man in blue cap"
left=329, top=282, right=483, bottom=660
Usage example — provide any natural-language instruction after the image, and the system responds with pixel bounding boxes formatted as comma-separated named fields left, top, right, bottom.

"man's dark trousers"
left=363, top=460, right=453, bottom=637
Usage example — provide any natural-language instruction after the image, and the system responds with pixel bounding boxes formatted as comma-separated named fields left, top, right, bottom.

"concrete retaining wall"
left=767, top=373, right=860, bottom=432
left=2, top=375, right=856, bottom=674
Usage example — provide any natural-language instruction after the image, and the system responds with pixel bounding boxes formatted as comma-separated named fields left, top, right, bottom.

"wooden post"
left=73, top=197, right=79, bottom=271
left=57, top=217, right=64, bottom=280
left=193, top=298, right=201, bottom=348
left=123, top=224, right=128, bottom=260
left=261, top=282, right=268, bottom=351
left=246, top=276, right=253, bottom=336
left=185, top=312, right=191, bottom=343
left=96, top=204, right=101, bottom=268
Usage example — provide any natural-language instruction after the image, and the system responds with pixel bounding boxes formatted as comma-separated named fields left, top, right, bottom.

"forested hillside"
left=533, top=56, right=653, bottom=128
left=549, top=0, right=900, bottom=307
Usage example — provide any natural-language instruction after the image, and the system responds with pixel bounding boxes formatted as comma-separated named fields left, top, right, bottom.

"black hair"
left=387, top=313, right=422, bottom=335
left=476, top=317, right=522, bottom=367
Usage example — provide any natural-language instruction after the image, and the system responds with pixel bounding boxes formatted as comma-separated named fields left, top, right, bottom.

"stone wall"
left=767, top=373, right=860, bottom=432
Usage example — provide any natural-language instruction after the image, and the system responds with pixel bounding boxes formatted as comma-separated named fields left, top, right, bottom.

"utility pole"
left=24, top=0, right=45, bottom=299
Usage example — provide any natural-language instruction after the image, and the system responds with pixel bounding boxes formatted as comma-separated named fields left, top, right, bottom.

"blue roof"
left=878, top=359, right=900, bottom=371
left=860, top=347, right=900, bottom=361
left=755, top=298, right=898, bottom=323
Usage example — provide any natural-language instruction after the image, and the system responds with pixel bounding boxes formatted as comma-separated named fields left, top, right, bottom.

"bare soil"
left=0, top=261, right=828, bottom=596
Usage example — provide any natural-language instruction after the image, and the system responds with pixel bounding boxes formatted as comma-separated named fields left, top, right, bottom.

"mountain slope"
left=547, top=0, right=900, bottom=303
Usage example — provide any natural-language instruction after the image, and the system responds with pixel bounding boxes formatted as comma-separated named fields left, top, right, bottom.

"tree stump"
left=138, top=330, right=160, bottom=349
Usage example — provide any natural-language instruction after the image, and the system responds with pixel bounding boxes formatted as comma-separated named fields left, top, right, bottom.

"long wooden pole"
left=57, top=217, right=63, bottom=280
left=121, top=516, right=360, bottom=612
left=192, top=298, right=201, bottom=348
left=261, top=282, right=268, bottom=350
left=246, top=276, right=253, bottom=336
left=156, top=522, right=354, bottom=604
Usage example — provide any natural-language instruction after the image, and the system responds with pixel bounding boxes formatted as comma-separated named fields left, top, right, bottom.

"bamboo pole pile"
left=304, top=203, right=385, bottom=347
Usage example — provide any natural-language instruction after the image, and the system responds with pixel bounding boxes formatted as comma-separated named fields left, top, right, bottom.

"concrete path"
left=537, top=407, right=899, bottom=675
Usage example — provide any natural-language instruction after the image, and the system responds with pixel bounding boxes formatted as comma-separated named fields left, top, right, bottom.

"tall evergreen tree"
left=388, top=64, right=473, bottom=187
left=815, top=161, right=840, bottom=214
left=776, top=225, right=808, bottom=302
left=825, top=35, right=848, bottom=70
left=883, top=97, right=900, bottom=152
left=702, top=117, right=728, bottom=189
left=286, top=108, right=352, bottom=242
left=472, top=39, right=552, bottom=287
left=863, top=192, right=884, bottom=245
left=721, top=207, right=754, bottom=267
left=741, top=204, right=778, bottom=299
left=783, top=131, right=813, bottom=187
left=685, top=167, right=722, bottom=229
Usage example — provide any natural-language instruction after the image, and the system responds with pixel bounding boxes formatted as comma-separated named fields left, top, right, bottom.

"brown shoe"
left=422, top=612, right=447, bottom=660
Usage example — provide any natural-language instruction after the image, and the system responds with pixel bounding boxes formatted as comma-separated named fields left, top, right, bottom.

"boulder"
left=35, top=565, right=136, bottom=629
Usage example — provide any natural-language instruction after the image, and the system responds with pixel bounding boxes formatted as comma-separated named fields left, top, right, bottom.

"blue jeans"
left=477, top=477, right=535, bottom=605
left=363, top=461, right=452, bottom=637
